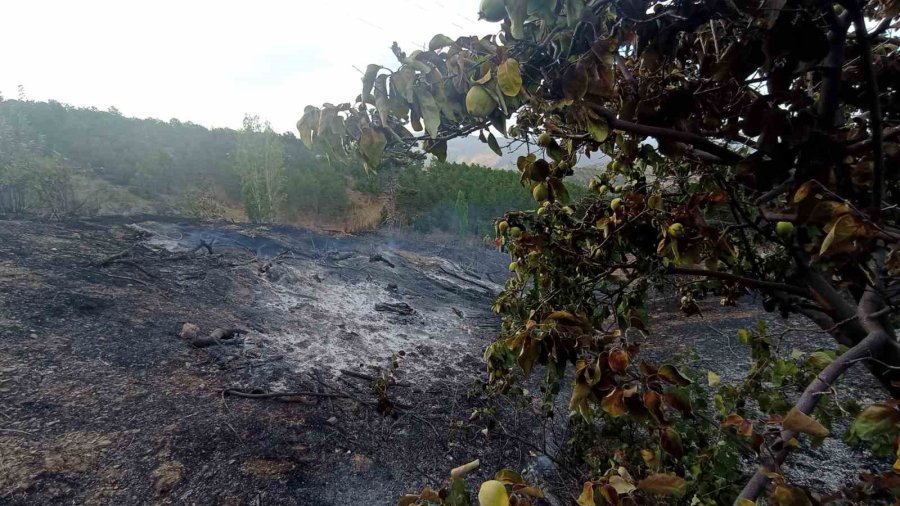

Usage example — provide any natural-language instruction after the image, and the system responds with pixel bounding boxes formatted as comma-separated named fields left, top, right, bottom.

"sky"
left=1, top=0, right=494, bottom=133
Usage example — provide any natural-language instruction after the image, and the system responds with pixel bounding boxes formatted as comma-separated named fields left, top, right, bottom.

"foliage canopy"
left=302, top=0, right=899, bottom=503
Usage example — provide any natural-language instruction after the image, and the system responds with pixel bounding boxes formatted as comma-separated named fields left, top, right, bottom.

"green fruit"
left=598, top=185, right=608, bottom=194
left=509, top=226, right=522, bottom=238
left=536, top=206, right=547, bottom=216
left=667, top=223, right=685, bottom=238
left=776, top=221, right=795, bottom=239
left=588, top=180, right=598, bottom=190
left=562, top=206, right=574, bottom=215
left=532, top=182, right=549, bottom=202
left=508, top=261, right=518, bottom=272
left=610, top=198, right=622, bottom=210
left=479, top=481, right=509, bottom=506
left=614, top=185, right=624, bottom=193
left=537, top=132, right=553, bottom=147
left=466, top=85, right=497, bottom=117
left=479, top=0, right=506, bottom=22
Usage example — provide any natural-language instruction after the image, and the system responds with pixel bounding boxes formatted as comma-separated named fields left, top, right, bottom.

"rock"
left=152, top=461, right=184, bottom=496
left=179, top=323, right=200, bottom=340
left=326, top=416, right=338, bottom=425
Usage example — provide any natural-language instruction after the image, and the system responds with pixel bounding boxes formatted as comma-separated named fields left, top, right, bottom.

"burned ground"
left=0, top=218, right=888, bottom=505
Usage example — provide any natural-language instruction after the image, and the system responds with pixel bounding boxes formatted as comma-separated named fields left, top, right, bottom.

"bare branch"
left=735, top=327, right=890, bottom=504
left=851, top=7, right=886, bottom=210
left=668, top=266, right=811, bottom=298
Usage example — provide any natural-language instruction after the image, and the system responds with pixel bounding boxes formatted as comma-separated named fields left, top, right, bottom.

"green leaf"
left=358, top=127, right=387, bottom=170
left=415, top=87, right=441, bottom=139
left=497, top=59, right=522, bottom=97
left=428, top=34, right=455, bottom=51
left=587, top=117, right=609, bottom=143
left=448, top=477, right=470, bottom=506
left=487, top=133, right=502, bottom=156
left=429, top=139, right=447, bottom=162
left=505, top=0, right=527, bottom=39
left=851, top=404, right=900, bottom=441
left=362, top=64, right=381, bottom=103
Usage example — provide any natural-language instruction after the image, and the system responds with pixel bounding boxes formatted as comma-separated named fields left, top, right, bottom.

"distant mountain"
left=444, top=135, right=609, bottom=186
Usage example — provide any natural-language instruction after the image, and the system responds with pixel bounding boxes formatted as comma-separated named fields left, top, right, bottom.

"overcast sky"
left=1, top=0, right=493, bottom=133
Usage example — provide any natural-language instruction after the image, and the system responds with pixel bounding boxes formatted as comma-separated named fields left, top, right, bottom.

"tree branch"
left=734, top=327, right=890, bottom=504
left=668, top=267, right=811, bottom=297
left=851, top=6, right=886, bottom=210
left=585, top=105, right=743, bottom=164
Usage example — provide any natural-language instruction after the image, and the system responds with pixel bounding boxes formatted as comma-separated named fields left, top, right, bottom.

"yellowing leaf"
left=497, top=59, right=523, bottom=97
left=659, top=364, right=692, bottom=386
left=608, top=475, right=636, bottom=495
left=608, top=347, right=630, bottom=373
left=358, top=127, right=387, bottom=170
left=783, top=408, right=829, bottom=438
left=708, top=371, right=721, bottom=387
left=576, top=482, right=595, bottom=506
left=792, top=181, right=814, bottom=203
left=601, top=388, right=627, bottom=417
left=660, top=426, right=684, bottom=458
left=637, top=474, right=687, bottom=496
left=478, top=480, right=509, bottom=506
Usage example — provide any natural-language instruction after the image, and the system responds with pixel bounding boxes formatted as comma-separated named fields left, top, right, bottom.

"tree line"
left=0, top=98, right=553, bottom=235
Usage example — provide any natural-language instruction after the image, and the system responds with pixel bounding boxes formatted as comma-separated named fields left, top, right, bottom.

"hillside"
left=0, top=99, right=586, bottom=235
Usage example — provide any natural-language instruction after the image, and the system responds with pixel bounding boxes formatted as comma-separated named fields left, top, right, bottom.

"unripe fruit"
left=537, top=132, right=552, bottom=147
left=562, top=206, right=574, bottom=215
left=537, top=206, right=547, bottom=216
left=498, top=220, right=509, bottom=233
left=588, top=179, right=598, bottom=190
left=610, top=198, right=622, bottom=210
left=508, top=261, right=518, bottom=271
left=598, top=185, right=608, bottom=194
left=479, top=481, right=509, bottom=506
left=776, top=221, right=795, bottom=240
left=479, top=0, right=506, bottom=22
left=614, top=185, right=624, bottom=193
left=532, top=182, right=549, bottom=202
left=509, top=226, right=522, bottom=238
left=667, top=222, right=685, bottom=238
left=465, top=85, right=496, bottom=117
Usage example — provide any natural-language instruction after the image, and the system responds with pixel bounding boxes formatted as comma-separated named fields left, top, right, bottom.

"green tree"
left=233, top=115, right=286, bottom=223
left=303, top=0, right=899, bottom=503
left=454, top=189, right=469, bottom=234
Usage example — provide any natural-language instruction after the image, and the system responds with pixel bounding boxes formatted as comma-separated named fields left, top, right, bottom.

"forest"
left=0, top=98, right=553, bottom=236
